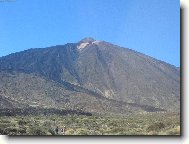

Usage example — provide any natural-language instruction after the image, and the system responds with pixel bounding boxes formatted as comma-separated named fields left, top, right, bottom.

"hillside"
left=0, top=38, right=180, bottom=114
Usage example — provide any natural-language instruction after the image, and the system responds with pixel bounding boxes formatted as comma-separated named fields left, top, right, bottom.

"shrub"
left=0, top=127, right=5, bottom=135
left=164, top=126, right=180, bottom=135
left=1, top=126, right=26, bottom=135
left=18, top=119, right=27, bottom=126
left=66, top=128, right=75, bottom=135
left=76, top=128, right=88, bottom=135
left=0, top=123, right=11, bottom=129
left=146, top=122, right=165, bottom=132
left=0, top=119, right=11, bottom=123
left=28, top=126, right=48, bottom=135
left=42, top=120, right=52, bottom=127
left=48, top=128, right=56, bottom=135
left=3, top=127, right=19, bottom=135
left=17, top=128, right=27, bottom=135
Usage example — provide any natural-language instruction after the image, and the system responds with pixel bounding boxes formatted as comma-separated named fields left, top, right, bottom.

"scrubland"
left=0, top=112, right=180, bottom=135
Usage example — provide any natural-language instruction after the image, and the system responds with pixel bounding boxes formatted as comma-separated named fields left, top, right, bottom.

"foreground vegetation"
left=0, top=112, right=180, bottom=135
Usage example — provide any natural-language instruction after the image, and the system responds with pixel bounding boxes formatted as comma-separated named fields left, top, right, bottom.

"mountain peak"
left=79, top=37, right=96, bottom=43
left=77, top=37, right=100, bottom=50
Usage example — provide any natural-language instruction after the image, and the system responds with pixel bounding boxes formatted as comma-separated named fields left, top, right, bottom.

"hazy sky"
left=0, top=0, right=180, bottom=66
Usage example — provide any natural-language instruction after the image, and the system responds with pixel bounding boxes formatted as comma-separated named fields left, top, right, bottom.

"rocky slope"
left=0, top=38, right=180, bottom=114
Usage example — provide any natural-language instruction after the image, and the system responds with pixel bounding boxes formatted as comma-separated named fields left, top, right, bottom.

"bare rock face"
left=0, top=38, right=180, bottom=114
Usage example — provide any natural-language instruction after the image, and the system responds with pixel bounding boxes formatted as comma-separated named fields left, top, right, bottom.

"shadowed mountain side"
left=0, top=72, right=167, bottom=114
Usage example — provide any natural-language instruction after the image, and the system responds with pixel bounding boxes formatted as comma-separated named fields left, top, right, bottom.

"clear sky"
left=0, top=0, right=180, bottom=66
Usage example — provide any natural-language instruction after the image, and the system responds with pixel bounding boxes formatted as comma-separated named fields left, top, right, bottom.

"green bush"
left=66, top=128, right=75, bottom=135
left=18, top=119, right=27, bottom=126
left=18, top=128, right=27, bottom=135
left=162, top=126, right=180, bottom=135
left=0, top=127, right=5, bottom=135
left=76, top=128, right=88, bottom=135
left=2, top=127, right=26, bottom=135
left=146, top=122, right=165, bottom=132
left=48, top=128, right=56, bottom=135
left=28, top=126, right=48, bottom=135
left=0, top=123, right=11, bottom=129
left=42, top=120, right=52, bottom=127
left=0, top=119, right=11, bottom=123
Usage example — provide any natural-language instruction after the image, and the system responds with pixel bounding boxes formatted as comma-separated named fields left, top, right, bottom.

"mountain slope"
left=0, top=38, right=180, bottom=113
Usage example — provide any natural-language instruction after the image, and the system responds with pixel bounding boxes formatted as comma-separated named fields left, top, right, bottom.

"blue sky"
left=0, top=0, right=180, bottom=66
